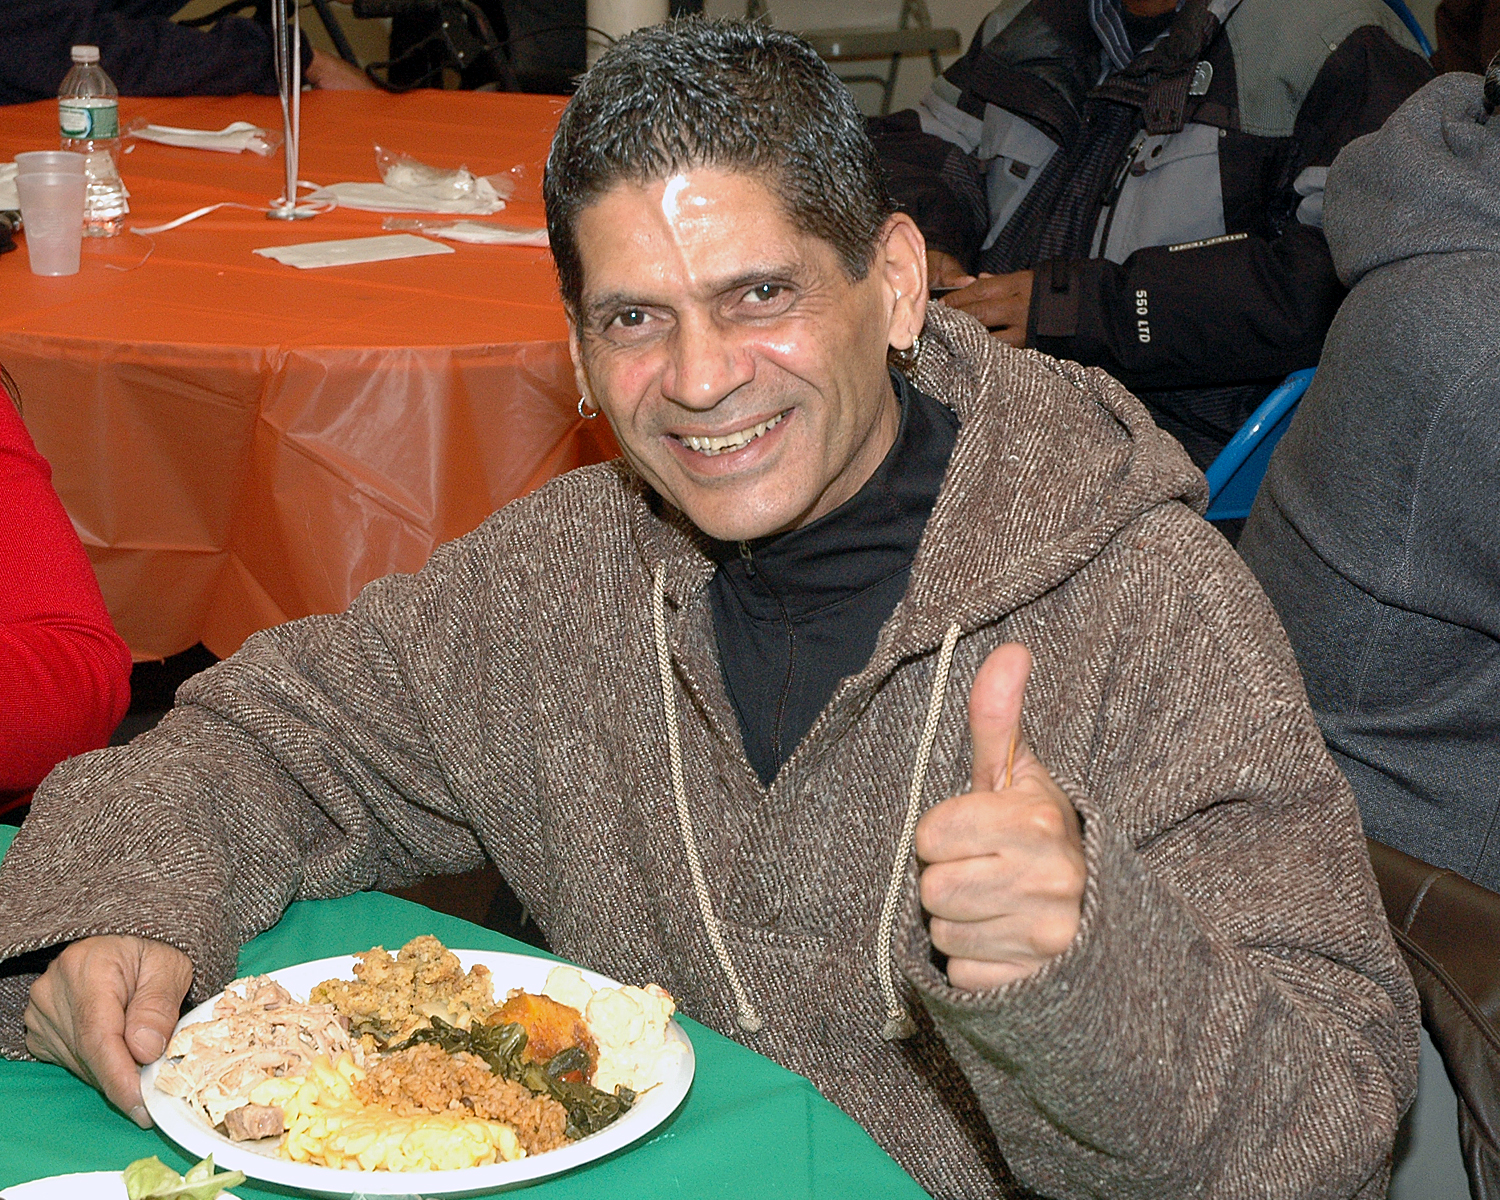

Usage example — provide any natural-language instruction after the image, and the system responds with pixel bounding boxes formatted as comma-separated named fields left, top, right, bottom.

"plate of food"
left=139, top=936, right=694, bottom=1197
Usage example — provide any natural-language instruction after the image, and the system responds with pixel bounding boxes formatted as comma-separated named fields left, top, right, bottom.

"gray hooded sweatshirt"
left=1241, top=73, right=1500, bottom=892
left=0, top=305, right=1414, bottom=1197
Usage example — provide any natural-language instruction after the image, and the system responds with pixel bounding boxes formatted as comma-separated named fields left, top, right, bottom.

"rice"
left=353, top=1043, right=571, bottom=1156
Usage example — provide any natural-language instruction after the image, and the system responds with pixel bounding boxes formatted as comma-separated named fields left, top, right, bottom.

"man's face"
left=568, top=170, right=925, bottom=542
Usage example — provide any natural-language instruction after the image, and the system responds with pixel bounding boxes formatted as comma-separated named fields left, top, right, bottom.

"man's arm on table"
left=0, top=503, right=550, bottom=1112
left=900, top=513, right=1418, bottom=1198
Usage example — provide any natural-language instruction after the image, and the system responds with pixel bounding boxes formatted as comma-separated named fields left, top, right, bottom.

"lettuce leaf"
left=123, top=1155, right=246, bottom=1200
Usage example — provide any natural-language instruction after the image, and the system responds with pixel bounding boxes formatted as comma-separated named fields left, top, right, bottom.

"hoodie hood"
left=1326, top=73, right=1500, bottom=288
left=898, top=303, right=1206, bottom=632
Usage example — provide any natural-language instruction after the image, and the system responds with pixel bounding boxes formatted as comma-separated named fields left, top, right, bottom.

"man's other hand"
left=25, top=936, right=193, bottom=1127
left=937, top=270, right=1034, bottom=348
left=927, top=248, right=975, bottom=290
left=306, top=49, right=376, bottom=90
left=915, top=643, right=1085, bottom=990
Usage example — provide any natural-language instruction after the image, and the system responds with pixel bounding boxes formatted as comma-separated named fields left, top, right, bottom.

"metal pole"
left=268, top=0, right=315, bottom=220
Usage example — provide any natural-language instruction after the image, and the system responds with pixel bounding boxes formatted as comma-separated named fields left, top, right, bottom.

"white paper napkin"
left=384, top=219, right=547, bottom=245
left=0, top=163, right=18, bottom=211
left=129, top=121, right=278, bottom=156
left=253, top=233, right=454, bottom=269
left=305, top=177, right=506, bottom=215
left=431, top=222, right=546, bottom=246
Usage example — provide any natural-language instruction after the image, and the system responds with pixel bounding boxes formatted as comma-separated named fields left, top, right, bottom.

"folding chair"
left=1382, top=0, right=1434, bottom=56
left=1203, top=367, right=1314, bottom=522
left=747, top=0, right=960, bottom=116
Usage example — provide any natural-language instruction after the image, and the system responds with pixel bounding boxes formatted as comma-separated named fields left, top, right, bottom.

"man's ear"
left=880, top=212, right=929, bottom=352
left=568, top=320, right=591, bottom=404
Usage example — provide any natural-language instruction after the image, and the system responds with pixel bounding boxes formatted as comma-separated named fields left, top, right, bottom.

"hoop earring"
left=891, top=333, right=923, bottom=371
left=578, top=395, right=599, bottom=420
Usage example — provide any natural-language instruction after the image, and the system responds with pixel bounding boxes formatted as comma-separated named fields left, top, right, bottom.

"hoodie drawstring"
left=652, top=563, right=960, bottom=1041
left=877, top=621, right=961, bottom=1040
left=653, top=564, right=765, bottom=1033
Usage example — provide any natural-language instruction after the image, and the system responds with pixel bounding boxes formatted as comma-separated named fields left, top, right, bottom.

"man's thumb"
left=969, top=642, right=1033, bottom=792
left=123, top=944, right=192, bottom=1064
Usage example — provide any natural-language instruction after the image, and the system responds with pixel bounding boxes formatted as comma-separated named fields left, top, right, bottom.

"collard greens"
left=395, top=1016, right=636, bottom=1139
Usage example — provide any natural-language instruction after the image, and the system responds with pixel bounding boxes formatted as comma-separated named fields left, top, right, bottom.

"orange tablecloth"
left=0, top=91, right=617, bottom=660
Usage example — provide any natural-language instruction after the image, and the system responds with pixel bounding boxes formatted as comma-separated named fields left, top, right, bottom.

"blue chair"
left=1203, top=367, right=1315, bottom=522
left=1382, top=0, right=1435, bottom=56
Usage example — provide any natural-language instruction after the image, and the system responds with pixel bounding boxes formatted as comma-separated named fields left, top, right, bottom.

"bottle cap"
left=70, top=45, right=100, bottom=63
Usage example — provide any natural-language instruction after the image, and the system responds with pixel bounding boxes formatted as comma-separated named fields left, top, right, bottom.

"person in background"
left=0, top=369, right=132, bottom=818
left=1433, top=0, right=1500, bottom=74
left=1239, top=71, right=1500, bottom=892
left=870, top=0, right=1431, bottom=469
left=0, top=23, right=1415, bottom=1198
left=0, top=0, right=372, bottom=105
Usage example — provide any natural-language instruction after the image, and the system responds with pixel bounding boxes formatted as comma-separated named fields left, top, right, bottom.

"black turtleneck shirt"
left=707, top=372, right=959, bottom=786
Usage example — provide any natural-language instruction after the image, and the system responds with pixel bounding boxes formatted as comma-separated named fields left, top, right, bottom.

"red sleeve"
left=0, top=397, right=132, bottom=795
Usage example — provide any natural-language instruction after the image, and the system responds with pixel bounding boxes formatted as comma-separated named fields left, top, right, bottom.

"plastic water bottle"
left=58, top=45, right=127, bottom=237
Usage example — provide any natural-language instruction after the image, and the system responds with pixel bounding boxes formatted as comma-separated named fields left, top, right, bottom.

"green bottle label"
left=91, top=103, right=119, bottom=139
left=59, top=100, right=118, bottom=140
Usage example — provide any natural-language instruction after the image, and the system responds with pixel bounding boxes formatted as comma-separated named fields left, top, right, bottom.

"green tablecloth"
left=0, top=825, right=927, bottom=1198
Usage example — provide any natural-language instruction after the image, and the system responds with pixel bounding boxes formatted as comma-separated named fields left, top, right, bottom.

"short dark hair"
left=544, top=19, right=897, bottom=318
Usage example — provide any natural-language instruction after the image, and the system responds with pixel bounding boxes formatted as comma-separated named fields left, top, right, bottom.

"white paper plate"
left=0, top=1172, right=237, bottom=1200
left=139, top=951, right=694, bottom=1197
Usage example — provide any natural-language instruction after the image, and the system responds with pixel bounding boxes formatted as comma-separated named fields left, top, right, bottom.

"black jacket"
left=1, top=0, right=294, bottom=105
left=872, top=0, right=1431, bottom=465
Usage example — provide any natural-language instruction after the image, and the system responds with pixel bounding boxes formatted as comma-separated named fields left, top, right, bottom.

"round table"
left=0, top=91, right=618, bottom=660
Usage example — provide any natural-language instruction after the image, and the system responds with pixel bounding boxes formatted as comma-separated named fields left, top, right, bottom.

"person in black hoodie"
left=0, top=0, right=370, bottom=105
left=870, top=0, right=1431, bottom=467
left=1240, top=72, right=1500, bottom=892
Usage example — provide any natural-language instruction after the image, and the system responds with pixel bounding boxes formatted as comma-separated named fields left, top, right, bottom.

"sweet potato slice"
left=488, top=991, right=597, bottom=1071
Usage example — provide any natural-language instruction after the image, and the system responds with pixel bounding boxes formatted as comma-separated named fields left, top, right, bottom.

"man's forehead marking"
left=661, top=174, right=692, bottom=222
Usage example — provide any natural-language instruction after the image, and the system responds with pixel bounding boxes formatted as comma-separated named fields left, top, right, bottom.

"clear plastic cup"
left=15, top=171, right=86, bottom=276
left=13, top=150, right=86, bottom=174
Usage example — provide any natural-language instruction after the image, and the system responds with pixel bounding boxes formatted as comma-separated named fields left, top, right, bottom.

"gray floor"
left=1391, top=1026, right=1471, bottom=1200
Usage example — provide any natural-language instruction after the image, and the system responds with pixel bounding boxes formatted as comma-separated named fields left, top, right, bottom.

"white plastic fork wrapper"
left=125, top=119, right=280, bottom=156
left=305, top=144, right=512, bottom=214
left=253, top=233, right=453, bottom=268
left=381, top=216, right=548, bottom=245
left=0, top=163, right=16, bottom=211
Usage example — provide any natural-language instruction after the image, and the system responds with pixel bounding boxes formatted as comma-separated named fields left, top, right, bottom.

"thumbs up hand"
left=914, top=643, right=1086, bottom=991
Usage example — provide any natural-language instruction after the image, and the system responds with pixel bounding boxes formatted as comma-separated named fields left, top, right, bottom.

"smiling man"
left=568, top=169, right=908, bottom=542
left=0, top=20, right=1415, bottom=1199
